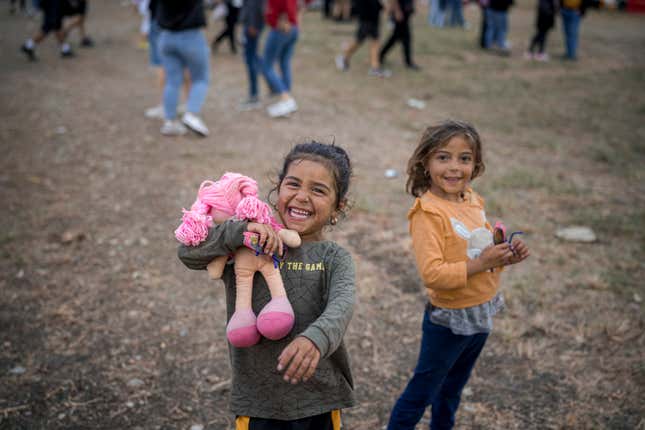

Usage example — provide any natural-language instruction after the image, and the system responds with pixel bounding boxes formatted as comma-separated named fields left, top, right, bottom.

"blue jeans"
left=428, top=0, right=445, bottom=27
left=561, top=8, right=580, bottom=59
left=159, top=29, right=210, bottom=120
left=262, top=27, right=298, bottom=94
left=243, top=26, right=263, bottom=99
left=448, top=0, right=464, bottom=27
left=387, top=310, right=488, bottom=430
left=485, top=9, right=508, bottom=49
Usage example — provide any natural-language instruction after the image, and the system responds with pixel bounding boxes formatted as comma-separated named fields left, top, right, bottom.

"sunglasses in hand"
left=493, top=221, right=523, bottom=255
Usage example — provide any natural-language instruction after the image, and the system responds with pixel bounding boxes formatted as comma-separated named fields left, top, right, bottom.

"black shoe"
left=21, top=44, right=36, bottom=61
left=60, top=49, right=75, bottom=58
left=81, top=36, right=94, bottom=47
left=406, top=63, right=421, bottom=71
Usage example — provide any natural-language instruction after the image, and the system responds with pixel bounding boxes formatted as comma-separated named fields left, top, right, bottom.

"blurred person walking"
left=60, top=0, right=94, bottom=47
left=559, top=0, right=587, bottom=60
left=157, top=0, right=210, bottom=136
left=525, top=0, right=556, bottom=61
left=428, top=0, right=446, bottom=27
left=212, top=0, right=242, bottom=54
left=142, top=0, right=192, bottom=120
left=446, top=0, right=465, bottom=27
left=238, top=0, right=266, bottom=110
left=20, top=0, right=75, bottom=60
left=262, top=0, right=300, bottom=117
left=379, top=0, right=420, bottom=70
left=485, top=0, right=513, bottom=54
left=335, top=0, right=391, bottom=77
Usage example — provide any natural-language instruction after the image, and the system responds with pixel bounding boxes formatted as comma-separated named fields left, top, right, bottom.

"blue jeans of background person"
left=387, top=310, right=488, bottom=430
left=428, top=0, right=445, bottom=27
left=262, top=27, right=298, bottom=94
left=485, top=9, right=508, bottom=49
left=560, top=8, right=580, bottom=59
left=243, top=26, right=263, bottom=99
left=159, top=28, right=210, bottom=120
left=448, top=0, right=464, bottom=27
left=148, top=20, right=162, bottom=67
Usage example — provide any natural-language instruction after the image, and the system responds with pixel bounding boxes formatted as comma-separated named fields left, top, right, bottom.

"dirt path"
left=1, top=1, right=644, bottom=429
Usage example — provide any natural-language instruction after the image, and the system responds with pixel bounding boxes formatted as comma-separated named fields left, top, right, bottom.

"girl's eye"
left=437, top=154, right=449, bottom=161
left=286, top=181, right=299, bottom=188
left=461, top=155, right=472, bottom=162
left=313, top=187, right=326, bottom=195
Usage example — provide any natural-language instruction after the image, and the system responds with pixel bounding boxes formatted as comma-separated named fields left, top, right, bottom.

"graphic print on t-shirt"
left=450, top=217, right=493, bottom=260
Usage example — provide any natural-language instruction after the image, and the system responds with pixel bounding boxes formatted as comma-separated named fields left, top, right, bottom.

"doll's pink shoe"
left=257, top=296, right=295, bottom=340
left=226, top=308, right=261, bottom=347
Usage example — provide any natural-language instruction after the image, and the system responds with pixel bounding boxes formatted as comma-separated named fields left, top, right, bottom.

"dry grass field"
left=1, top=1, right=644, bottom=428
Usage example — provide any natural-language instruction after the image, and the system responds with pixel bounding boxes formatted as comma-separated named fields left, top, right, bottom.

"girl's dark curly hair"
left=270, top=141, right=352, bottom=218
left=406, top=120, right=485, bottom=197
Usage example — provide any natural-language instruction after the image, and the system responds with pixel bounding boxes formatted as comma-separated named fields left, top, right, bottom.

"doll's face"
left=210, top=208, right=232, bottom=224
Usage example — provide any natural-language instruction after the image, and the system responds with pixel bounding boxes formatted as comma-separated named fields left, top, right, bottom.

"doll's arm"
left=278, top=229, right=301, bottom=248
left=178, top=220, right=247, bottom=270
left=299, top=247, right=355, bottom=359
left=207, top=256, right=228, bottom=279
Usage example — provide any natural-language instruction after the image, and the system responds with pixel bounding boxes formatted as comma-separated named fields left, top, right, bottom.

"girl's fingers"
left=277, top=343, right=297, bottom=373
left=290, top=353, right=312, bottom=382
left=302, top=354, right=320, bottom=382
left=284, top=351, right=304, bottom=382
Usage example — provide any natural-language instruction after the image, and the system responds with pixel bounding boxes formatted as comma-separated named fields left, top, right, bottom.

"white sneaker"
left=335, top=54, right=348, bottom=71
left=160, top=120, right=187, bottom=136
left=267, top=98, right=297, bottom=118
left=368, top=68, right=392, bottom=78
left=181, top=112, right=209, bottom=136
left=145, top=104, right=164, bottom=119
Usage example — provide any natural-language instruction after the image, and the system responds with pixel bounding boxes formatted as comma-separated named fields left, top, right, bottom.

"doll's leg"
left=256, top=263, right=294, bottom=340
left=227, top=253, right=261, bottom=347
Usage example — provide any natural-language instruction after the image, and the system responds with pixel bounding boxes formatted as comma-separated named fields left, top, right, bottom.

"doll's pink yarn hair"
left=175, top=172, right=282, bottom=246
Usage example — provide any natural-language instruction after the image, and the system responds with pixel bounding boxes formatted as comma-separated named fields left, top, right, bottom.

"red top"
left=265, top=0, right=298, bottom=27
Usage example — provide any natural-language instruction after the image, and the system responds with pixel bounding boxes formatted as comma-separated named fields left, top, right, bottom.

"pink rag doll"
left=174, top=173, right=301, bottom=348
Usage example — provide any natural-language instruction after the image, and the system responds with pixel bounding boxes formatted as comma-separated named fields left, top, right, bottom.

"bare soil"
left=1, top=1, right=644, bottom=429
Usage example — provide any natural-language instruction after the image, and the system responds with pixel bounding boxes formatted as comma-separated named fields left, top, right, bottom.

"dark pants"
left=529, top=13, right=554, bottom=53
left=213, top=5, right=240, bottom=53
left=379, top=14, right=413, bottom=66
left=387, top=310, right=488, bottom=430
left=40, top=0, right=63, bottom=33
left=243, top=25, right=262, bottom=98
left=236, top=410, right=341, bottom=430
left=479, top=5, right=488, bottom=48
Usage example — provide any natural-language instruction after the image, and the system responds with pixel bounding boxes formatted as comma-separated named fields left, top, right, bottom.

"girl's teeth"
left=290, top=208, right=310, bottom=219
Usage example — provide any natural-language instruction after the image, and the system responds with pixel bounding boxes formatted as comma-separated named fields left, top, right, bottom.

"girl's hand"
left=247, top=222, right=284, bottom=257
left=277, top=336, right=321, bottom=384
left=506, top=238, right=530, bottom=265
left=468, top=243, right=513, bottom=275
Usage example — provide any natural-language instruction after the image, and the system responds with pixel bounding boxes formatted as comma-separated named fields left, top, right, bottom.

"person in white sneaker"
left=143, top=0, right=192, bottom=121
left=20, top=0, right=75, bottom=61
left=157, top=0, right=210, bottom=136
left=336, top=0, right=391, bottom=78
left=262, top=0, right=300, bottom=118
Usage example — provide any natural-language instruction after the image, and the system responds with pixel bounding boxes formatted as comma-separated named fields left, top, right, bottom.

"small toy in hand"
left=493, top=221, right=523, bottom=255
left=174, top=173, right=301, bottom=348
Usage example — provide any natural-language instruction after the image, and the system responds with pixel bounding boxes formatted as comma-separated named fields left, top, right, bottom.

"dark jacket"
left=239, top=0, right=265, bottom=29
left=157, top=0, right=206, bottom=31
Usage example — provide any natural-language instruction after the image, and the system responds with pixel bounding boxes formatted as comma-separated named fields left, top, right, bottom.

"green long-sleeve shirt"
left=177, top=220, right=356, bottom=420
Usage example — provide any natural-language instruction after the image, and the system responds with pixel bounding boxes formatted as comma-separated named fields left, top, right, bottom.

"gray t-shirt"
left=177, top=220, right=356, bottom=420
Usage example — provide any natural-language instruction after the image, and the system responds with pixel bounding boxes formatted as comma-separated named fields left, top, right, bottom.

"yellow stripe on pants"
left=331, top=409, right=341, bottom=430
left=235, top=416, right=250, bottom=430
